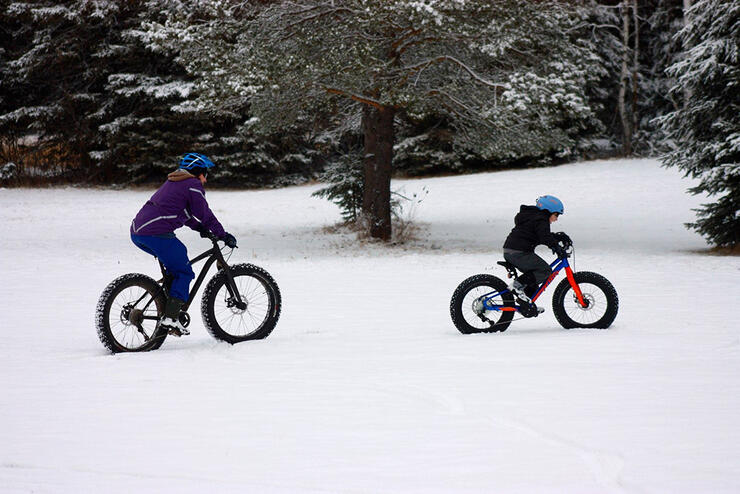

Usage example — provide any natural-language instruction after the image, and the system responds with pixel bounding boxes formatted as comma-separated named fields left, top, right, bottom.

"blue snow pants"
left=131, top=233, right=194, bottom=301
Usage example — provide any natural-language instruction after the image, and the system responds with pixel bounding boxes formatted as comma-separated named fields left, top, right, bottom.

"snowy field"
left=1, top=158, right=739, bottom=493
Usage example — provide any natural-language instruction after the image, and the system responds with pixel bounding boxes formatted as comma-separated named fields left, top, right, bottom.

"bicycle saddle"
left=497, top=261, right=517, bottom=271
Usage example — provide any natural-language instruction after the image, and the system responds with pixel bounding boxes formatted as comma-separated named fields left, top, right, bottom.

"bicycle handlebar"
left=200, top=231, right=238, bottom=250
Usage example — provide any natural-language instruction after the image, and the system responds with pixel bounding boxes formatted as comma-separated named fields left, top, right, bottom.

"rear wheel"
left=552, top=271, right=618, bottom=329
left=95, top=274, right=167, bottom=353
left=201, top=263, right=281, bottom=343
left=450, top=274, right=515, bottom=334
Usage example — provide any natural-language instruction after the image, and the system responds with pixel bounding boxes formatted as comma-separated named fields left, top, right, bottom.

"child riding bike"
left=503, top=195, right=570, bottom=314
left=130, top=153, right=237, bottom=336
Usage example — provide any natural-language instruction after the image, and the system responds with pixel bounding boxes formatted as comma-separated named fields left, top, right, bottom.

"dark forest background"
left=1, top=1, right=737, bottom=246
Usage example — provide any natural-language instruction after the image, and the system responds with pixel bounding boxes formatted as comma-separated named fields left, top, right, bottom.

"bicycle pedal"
left=168, top=327, right=190, bottom=337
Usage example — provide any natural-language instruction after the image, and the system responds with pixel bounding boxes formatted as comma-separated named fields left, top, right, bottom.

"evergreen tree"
left=0, top=1, right=120, bottom=181
left=659, top=0, right=739, bottom=247
left=168, top=0, right=603, bottom=240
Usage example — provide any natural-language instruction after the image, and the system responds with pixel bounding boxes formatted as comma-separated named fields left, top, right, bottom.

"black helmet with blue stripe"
left=535, top=195, right=564, bottom=215
left=179, top=153, right=215, bottom=176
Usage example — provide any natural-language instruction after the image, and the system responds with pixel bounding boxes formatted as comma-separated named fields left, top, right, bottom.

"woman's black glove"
left=222, top=232, right=238, bottom=248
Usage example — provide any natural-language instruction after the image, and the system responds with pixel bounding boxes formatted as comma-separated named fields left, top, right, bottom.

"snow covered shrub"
left=391, top=186, right=429, bottom=244
left=313, top=153, right=364, bottom=223
left=0, top=162, right=17, bottom=181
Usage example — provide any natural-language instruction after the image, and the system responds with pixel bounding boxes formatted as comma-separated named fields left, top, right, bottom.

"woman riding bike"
left=130, top=152, right=237, bottom=336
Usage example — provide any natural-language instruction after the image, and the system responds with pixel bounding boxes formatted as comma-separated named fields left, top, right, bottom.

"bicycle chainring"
left=518, top=301, right=540, bottom=318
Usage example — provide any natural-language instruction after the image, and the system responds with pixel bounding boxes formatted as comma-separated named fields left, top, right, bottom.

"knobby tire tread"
left=95, top=273, right=167, bottom=353
left=201, top=263, right=281, bottom=344
left=551, top=271, right=618, bottom=329
left=450, top=274, right=515, bottom=334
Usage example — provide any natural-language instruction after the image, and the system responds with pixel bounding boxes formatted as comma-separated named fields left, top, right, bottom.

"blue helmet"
left=536, top=195, right=564, bottom=215
left=179, top=153, right=215, bottom=173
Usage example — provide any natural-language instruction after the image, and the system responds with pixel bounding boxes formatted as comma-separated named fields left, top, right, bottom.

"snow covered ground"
left=1, top=158, right=738, bottom=493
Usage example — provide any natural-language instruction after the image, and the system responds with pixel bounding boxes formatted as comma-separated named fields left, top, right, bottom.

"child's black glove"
left=198, top=228, right=211, bottom=239
left=553, top=232, right=571, bottom=245
left=222, top=232, right=238, bottom=248
left=552, top=245, right=567, bottom=258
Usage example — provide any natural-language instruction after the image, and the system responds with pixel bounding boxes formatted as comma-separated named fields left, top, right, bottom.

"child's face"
left=549, top=213, right=559, bottom=224
left=198, top=174, right=207, bottom=185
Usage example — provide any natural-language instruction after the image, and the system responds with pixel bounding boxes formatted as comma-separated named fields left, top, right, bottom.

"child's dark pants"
left=503, top=249, right=552, bottom=296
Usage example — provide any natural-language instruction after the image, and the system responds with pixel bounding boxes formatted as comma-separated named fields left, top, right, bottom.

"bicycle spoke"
left=562, top=283, right=607, bottom=325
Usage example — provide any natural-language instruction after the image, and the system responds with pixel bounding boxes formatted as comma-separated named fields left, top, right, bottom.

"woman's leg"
left=130, top=234, right=194, bottom=301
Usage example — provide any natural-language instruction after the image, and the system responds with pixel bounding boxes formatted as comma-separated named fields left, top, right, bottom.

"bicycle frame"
left=483, top=255, right=587, bottom=313
left=135, top=239, right=243, bottom=319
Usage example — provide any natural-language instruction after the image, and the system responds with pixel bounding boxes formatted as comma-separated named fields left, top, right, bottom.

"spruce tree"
left=659, top=0, right=739, bottom=247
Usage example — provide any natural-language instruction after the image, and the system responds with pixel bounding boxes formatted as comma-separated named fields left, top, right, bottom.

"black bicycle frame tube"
left=181, top=247, right=220, bottom=311
left=182, top=241, right=243, bottom=311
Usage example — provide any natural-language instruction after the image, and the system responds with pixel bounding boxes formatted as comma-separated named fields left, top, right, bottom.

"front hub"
left=574, top=292, right=594, bottom=309
left=226, top=297, right=248, bottom=313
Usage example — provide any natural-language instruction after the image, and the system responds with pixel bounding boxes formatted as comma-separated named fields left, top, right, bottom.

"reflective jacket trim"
left=131, top=215, right=178, bottom=233
left=184, top=208, right=202, bottom=224
left=189, top=188, right=206, bottom=199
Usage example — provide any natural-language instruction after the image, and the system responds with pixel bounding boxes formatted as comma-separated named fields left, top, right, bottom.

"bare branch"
left=401, top=55, right=507, bottom=89
left=324, top=87, right=386, bottom=109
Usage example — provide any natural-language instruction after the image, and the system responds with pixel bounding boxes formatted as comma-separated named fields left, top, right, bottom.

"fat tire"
left=450, top=274, right=515, bottom=334
left=201, top=263, right=281, bottom=344
left=95, top=273, right=167, bottom=353
left=552, top=271, right=618, bottom=329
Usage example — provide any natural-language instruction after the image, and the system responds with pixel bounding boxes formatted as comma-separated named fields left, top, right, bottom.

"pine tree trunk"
left=631, top=0, right=639, bottom=140
left=361, top=104, right=395, bottom=241
left=619, top=0, right=632, bottom=156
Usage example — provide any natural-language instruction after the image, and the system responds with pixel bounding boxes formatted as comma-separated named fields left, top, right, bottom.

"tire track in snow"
left=484, top=414, right=640, bottom=493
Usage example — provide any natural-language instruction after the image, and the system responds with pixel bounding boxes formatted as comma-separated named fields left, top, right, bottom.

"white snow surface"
left=1, top=158, right=738, bottom=493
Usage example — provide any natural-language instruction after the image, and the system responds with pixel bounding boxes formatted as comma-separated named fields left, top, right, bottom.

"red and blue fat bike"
left=450, top=237, right=618, bottom=334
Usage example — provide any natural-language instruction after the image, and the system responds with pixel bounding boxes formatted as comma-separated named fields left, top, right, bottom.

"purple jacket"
left=131, top=170, right=226, bottom=238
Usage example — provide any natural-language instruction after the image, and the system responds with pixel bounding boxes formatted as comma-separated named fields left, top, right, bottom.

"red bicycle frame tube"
left=531, top=257, right=587, bottom=308
left=564, top=266, right=587, bottom=307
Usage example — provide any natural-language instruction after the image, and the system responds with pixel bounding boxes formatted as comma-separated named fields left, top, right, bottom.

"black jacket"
left=503, top=205, right=559, bottom=253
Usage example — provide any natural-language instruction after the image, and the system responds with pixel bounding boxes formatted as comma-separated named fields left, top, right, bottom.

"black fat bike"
left=96, top=235, right=281, bottom=353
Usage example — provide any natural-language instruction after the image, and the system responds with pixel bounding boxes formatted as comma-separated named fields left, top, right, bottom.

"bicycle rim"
left=560, top=282, right=609, bottom=326
left=108, top=286, right=162, bottom=350
left=212, top=273, right=272, bottom=337
left=461, top=286, right=507, bottom=331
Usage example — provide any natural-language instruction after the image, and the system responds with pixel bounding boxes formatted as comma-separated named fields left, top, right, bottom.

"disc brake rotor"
left=226, top=296, right=248, bottom=314
left=573, top=292, right=595, bottom=310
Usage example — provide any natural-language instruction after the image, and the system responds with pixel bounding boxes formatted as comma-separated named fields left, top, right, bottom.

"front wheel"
left=552, top=271, right=618, bottom=329
left=201, top=263, right=281, bottom=344
left=450, top=274, right=515, bottom=334
left=95, top=273, right=168, bottom=353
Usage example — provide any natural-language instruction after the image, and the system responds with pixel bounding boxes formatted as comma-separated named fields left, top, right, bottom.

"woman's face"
left=549, top=213, right=559, bottom=224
